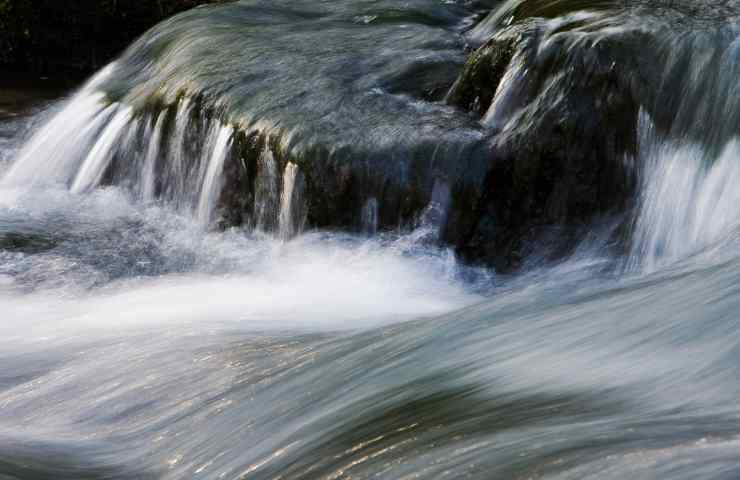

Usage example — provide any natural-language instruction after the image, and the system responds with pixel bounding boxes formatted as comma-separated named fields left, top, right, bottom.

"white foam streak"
left=71, top=106, right=133, bottom=193
left=166, top=99, right=194, bottom=207
left=1, top=92, right=111, bottom=187
left=631, top=136, right=740, bottom=271
left=2, top=74, right=242, bottom=225
left=278, top=162, right=306, bottom=239
left=255, top=146, right=279, bottom=231
left=1, top=65, right=118, bottom=188
left=197, top=125, right=233, bottom=224
left=0, top=229, right=481, bottom=343
left=140, top=113, right=165, bottom=202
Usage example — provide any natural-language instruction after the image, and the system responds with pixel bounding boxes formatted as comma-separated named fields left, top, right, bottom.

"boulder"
left=446, top=20, right=641, bottom=270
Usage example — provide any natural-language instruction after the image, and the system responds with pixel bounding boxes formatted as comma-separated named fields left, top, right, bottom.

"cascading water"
left=2, top=74, right=240, bottom=227
left=625, top=21, right=740, bottom=271
left=254, top=145, right=280, bottom=232
left=278, top=163, right=307, bottom=240
left=630, top=120, right=740, bottom=271
left=3, top=1, right=740, bottom=479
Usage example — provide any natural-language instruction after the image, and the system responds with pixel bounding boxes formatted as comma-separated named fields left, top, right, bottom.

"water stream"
left=2, top=1, right=740, bottom=479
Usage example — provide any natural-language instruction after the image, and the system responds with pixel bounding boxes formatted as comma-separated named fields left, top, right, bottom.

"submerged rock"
left=0, top=232, right=56, bottom=254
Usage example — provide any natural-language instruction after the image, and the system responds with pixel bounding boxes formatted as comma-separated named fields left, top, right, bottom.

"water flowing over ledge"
left=5, top=0, right=740, bottom=271
left=2, top=1, right=740, bottom=479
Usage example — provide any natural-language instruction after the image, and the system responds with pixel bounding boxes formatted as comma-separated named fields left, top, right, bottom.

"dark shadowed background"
left=0, top=0, right=227, bottom=79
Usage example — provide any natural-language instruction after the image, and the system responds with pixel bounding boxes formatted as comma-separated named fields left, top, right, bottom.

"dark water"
left=2, top=1, right=740, bottom=479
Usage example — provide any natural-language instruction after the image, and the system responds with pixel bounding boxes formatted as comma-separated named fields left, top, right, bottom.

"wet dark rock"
left=446, top=30, right=518, bottom=118
left=90, top=0, right=494, bottom=243
left=54, top=0, right=724, bottom=273
left=178, top=15, right=644, bottom=272
left=448, top=21, right=640, bottom=271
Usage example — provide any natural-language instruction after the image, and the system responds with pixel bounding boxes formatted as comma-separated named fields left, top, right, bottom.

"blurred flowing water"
left=2, top=1, right=740, bottom=479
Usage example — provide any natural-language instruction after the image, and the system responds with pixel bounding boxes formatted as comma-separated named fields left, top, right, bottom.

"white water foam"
left=630, top=112, right=740, bottom=271
left=0, top=184, right=484, bottom=345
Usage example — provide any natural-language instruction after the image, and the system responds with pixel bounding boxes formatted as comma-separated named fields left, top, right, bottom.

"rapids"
left=2, top=1, right=740, bottom=479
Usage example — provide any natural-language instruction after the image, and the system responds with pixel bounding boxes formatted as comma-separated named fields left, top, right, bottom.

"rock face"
left=446, top=20, right=641, bottom=270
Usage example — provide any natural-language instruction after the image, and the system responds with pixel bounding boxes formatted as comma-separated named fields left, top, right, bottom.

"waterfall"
left=164, top=99, right=195, bottom=210
left=197, top=125, right=234, bottom=225
left=0, top=72, right=238, bottom=228
left=627, top=27, right=740, bottom=271
left=254, top=145, right=280, bottom=232
left=630, top=127, right=740, bottom=270
left=278, top=162, right=307, bottom=240
left=2, top=94, right=111, bottom=188
left=1, top=65, right=116, bottom=188
left=140, top=113, right=166, bottom=202
left=71, top=106, right=133, bottom=193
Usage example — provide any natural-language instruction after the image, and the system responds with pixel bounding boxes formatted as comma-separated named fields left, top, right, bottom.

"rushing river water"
left=3, top=1, right=740, bottom=479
